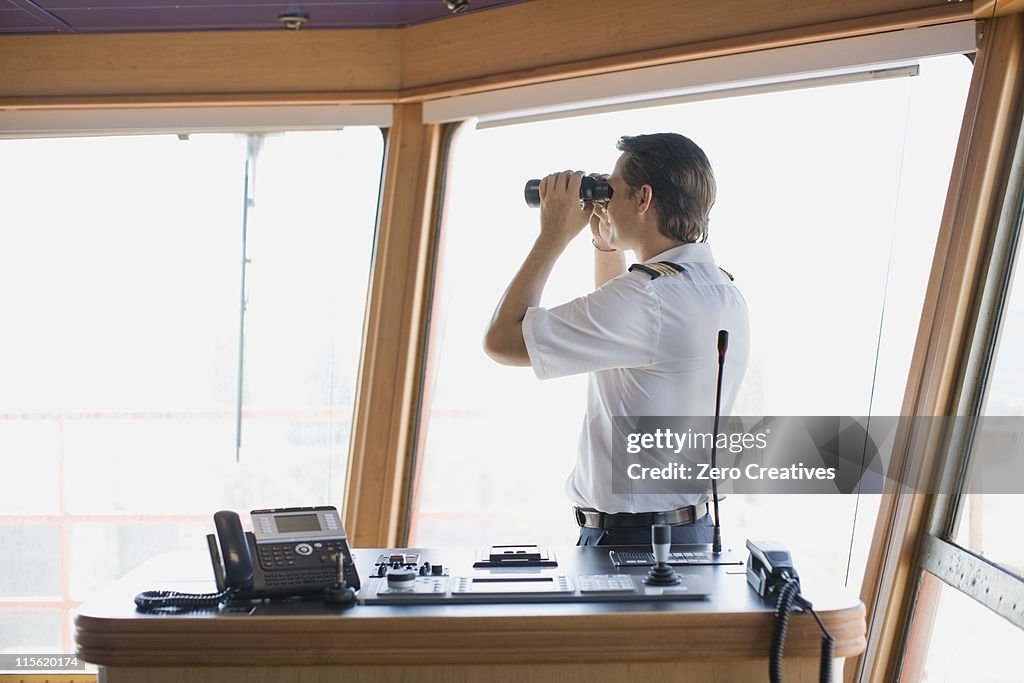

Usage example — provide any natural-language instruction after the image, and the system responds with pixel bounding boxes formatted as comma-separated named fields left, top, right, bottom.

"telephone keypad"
left=257, top=540, right=344, bottom=572
left=263, top=568, right=336, bottom=587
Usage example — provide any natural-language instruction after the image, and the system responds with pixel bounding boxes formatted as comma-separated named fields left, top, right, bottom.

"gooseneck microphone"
left=710, top=329, right=729, bottom=555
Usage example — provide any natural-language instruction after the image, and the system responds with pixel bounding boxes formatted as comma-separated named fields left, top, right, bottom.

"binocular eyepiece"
left=524, top=174, right=613, bottom=208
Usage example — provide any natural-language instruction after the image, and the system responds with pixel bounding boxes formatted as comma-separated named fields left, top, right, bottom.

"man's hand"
left=484, top=171, right=591, bottom=367
left=538, top=171, right=593, bottom=248
left=590, top=204, right=626, bottom=288
left=585, top=173, right=615, bottom=251
left=590, top=206, right=613, bottom=251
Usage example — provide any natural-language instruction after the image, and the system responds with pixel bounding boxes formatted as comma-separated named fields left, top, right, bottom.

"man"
left=484, top=133, right=749, bottom=546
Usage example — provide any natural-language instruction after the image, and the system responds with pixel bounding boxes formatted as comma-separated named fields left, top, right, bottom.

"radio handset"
left=745, top=539, right=797, bottom=600
left=746, top=540, right=836, bottom=683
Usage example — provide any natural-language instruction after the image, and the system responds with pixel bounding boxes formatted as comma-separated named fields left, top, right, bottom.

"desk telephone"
left=208, top=506, right=360, bottom=598
left=134, top=506, right=359, bottom=612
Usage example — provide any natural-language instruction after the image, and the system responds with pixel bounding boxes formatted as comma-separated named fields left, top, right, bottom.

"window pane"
left=954, top=166, right=1024, bottom=573
left=0, top=525, right=60, bottom=597
left=412, top=55, right=972, bottom=591
left=954, top=495, right=1024, bottom=576
left=909, top=571, right=1024, bottom=682
left=0, top=613, right=62, bottom=653
left=0, top=127, right=382, bottom=653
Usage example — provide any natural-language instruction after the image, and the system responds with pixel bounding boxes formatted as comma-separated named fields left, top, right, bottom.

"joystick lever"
left=643, top=525, right=681, bottom=586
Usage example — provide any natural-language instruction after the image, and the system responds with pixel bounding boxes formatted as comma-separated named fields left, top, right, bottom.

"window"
left=910, top=573, right=1024, bottom=681
left=893, top=15, right=1024, bottom=679
left=410, top=55, right=973, bottom=597
left=903, top=119, right=1024, bottom=679
left=0, top=127, right=383, bottom=654
left=953, top=234, right=1024, bottom=574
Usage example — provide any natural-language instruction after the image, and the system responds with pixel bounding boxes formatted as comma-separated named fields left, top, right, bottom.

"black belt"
left=574, top=504, right=709, bottom=530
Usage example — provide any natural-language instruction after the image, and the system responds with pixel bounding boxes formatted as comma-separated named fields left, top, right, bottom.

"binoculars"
left=523, top=175, right=613, bottom=208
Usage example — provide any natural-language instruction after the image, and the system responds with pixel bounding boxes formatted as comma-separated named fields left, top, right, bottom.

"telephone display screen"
left=275, top=514, right=321, bottom=533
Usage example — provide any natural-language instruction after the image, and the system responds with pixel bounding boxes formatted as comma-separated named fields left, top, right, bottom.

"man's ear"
left=636, top=184, right=655, bottom=215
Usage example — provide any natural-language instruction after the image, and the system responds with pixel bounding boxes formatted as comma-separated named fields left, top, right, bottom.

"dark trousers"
left=575, top=512, right=714, bottom=546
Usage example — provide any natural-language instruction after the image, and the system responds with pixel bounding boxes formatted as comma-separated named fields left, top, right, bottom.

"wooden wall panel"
left=0, top=0, right=974, bottom=108
left=0, top=29, right=401, bottom=105
left=977, top=0, right=1024, bottom=17
left=399, top=0, right=970, bottom=96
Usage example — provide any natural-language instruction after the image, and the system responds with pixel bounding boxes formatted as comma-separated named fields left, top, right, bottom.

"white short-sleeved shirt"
left=522, top=242, right=750, bottom=513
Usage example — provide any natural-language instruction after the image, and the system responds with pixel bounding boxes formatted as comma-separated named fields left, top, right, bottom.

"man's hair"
left=615, top=133, right=716, bottom=243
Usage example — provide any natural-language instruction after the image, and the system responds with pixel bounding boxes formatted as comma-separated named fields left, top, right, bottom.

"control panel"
left=359, top=571, right=709, bottom=605
left=609, top=548, right=743, bottom=567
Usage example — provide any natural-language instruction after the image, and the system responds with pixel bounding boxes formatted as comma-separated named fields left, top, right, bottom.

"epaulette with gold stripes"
left=719, top=267, right=734, bottom=281
left=628, top=261, right=685, bottom=279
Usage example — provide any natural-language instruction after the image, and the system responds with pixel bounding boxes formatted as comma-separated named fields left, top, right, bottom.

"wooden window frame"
left=854, top=10, right=1024, bottom=683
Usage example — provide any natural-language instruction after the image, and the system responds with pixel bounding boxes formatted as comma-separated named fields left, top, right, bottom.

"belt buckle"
left=675, top=505, right=693, bottom=524
left=658, top=506, right=693, bottom=526
left=574, top=507, right=587, bottom=527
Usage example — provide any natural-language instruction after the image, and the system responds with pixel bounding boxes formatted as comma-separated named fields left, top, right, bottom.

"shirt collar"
left=646, top=242, right=714, bottom=264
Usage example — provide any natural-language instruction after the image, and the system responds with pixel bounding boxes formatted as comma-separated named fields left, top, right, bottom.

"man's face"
left=594, top=153, right=636, bottom=249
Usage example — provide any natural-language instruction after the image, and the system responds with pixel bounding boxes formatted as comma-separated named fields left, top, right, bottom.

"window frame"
left=855, top=13, right=1024, bottom=683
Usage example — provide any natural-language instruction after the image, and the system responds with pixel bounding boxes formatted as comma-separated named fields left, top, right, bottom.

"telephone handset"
left=207, top=506, right=360, bottom=599
left=211, top=510, right=254, bottom=591
left=134, top=505, right=359, bottom=612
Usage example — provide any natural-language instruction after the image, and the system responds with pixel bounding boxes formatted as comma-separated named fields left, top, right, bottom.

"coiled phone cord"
left=133, top=587, right=235, bottom=613
left=769, top=576, right=835, bottom=683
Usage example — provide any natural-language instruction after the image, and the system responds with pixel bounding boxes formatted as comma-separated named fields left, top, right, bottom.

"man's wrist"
left=534, top=232, right=574, bottom=253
